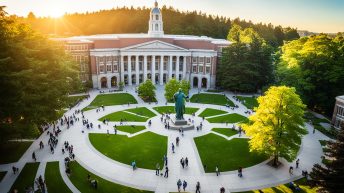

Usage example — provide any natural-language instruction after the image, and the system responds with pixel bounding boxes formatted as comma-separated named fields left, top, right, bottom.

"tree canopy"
left=0, top=11, right=82, bottom=141
left=241, top=86, right=307, bottom=165
left=164, top=79, right=190, bottom=102
left=17, top=6, right=298, bottom=48
left=276, top=33, right=344, bottom=116
left=217, top=25, right=273, bottom=92
left=138, top=79, right=156, bottom=102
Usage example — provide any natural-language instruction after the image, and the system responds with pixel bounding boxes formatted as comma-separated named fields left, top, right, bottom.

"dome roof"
left=151, top=7, right=160, bottom=14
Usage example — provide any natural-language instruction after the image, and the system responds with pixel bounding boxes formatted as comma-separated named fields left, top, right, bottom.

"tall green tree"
left=0, top=11, right=82, bottom=141
left=164, top=79, right=190, bottom=102
left=241, top=86, right=307, bottom=166
left=217, top=25, right=273, bottom=92
left=276, top=34, right=344, bottom=115
left=138, top=79, right=156, bottom=102
left=310, top=124, right=344, bottom=192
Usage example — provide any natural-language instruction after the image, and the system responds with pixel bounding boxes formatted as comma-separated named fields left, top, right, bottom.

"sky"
left=2, top=0, right=344, bottom=33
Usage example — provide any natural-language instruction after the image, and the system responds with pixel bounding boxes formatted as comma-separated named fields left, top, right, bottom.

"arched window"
left=155, top=15, right=159, bottom=20
left=155, top=24, right=159, bottom=31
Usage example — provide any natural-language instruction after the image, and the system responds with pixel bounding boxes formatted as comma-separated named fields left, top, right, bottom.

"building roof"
left=151, top=7, right=161, bottom=14
left=337, top=95, right=344, bottom=101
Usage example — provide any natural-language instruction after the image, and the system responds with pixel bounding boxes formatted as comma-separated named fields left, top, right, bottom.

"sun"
left=46, top=3, right=64, bottom=18
left=49, top=8, right=64, bottom=18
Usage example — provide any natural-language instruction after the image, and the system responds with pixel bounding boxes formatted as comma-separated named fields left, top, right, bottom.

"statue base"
left=169, top=118, right=194, bottom=131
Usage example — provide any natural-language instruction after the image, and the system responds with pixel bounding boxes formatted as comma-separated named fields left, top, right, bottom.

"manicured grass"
left=125, top=107, right=156, bottom=118
left=69, top=161, right=152, bottom=193
left=45, top=162, right=72, bottom=193
left=83, top=93, right=137, bottom=111
left=236, top=96, right=258, bottom=109
left=198, top=108, right=228, bottom=117
left=304, top=111, right=336, bottom=138
left=115, top=125, right=146, bottom=134
left=0, top=141, right=33, bottom=164
left=89, top=132, right=167, bottom=170
left=206, top=89, right=223, bottom=93
left=0, top=171, right=6, bottom=182
left=153, top=106, right=199, bottom=115
left=10, top=162, right=40, bottom=192
left=207, top=113, right=248, bottom=123
left=99, top=111, right=148, bottom=122
left=212, top=128, right=238, bottom=137
left=236, top=178, right=317, bottom=193
left=194, top=133, right=267, bottom=172
left=190, top=93, right=235, bottom=106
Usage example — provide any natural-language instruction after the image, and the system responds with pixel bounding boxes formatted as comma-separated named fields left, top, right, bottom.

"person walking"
left=183, top=180, right=187, bottom=191
left=164, top=166, right=169, bottom=178
left=220, top=187, right=225, bottom=193
left=32, top=152, right=36, bottom=162
left=296, top=158, right=300, bottom=168
left=185, top=157, right=188, bottom=167
left=176, top=137, right=180, bottom=146
left=196, top=181, right=201, bottom=193
left=216, top=166, right=220, bottom=176
left=289, top=166, right=294, bottom=175
left=238, top=167, right=243, bottom=177
left=172, top=143, right=175, bottom=153
left=177, top=179, right=182, bottom=192
left=156, top=163, right=160, bottom=176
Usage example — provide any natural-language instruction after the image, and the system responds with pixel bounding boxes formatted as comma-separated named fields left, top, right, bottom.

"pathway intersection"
left=0, top=85, right=329, bottom=193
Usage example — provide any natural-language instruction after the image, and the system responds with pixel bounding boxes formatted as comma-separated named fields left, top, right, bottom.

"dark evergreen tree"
left=310, top=124, right=344, bottom=192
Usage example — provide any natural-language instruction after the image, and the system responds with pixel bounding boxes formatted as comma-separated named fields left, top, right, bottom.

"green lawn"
left=212, top=128, right=238, bottom=137
left=194, top=133, right=267, bottom=172
left=207, top=113, right=248, bottom=123
left=83, top=93, right=137, bottom=111
left=0, top=171, right=6, bottom=182
left=303, top=112, right=337, bottom=138
left=0, top=141, right=33, bottom=164
left=10, top=162, right=40, bottom=192
left=45, top=162, right=72, bottom=193
left=206, top=89, right=223, bottom=93
left=153, top=106, right=199, bottom=115
left=190, top=93, right=235, bottom=106
left=198, top=108, right=228, bottom=117
left=115, top=125, right=146, bottom=134
left=236, top=96, right=258, bottom=109
left=99, top=111, right=148, bottom=122
left=69, top=161, right=152, bottom=193
left=125, top=107, right=156, bottom=118
left=237, top=178, right=317, bottom=193
left=89, top=132, right=167, bottom=169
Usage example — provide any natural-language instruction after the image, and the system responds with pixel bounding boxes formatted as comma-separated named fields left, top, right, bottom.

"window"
left=192, top=57, right=197, bottom=64
left=107, top=56, right=112, bottom=62
left=124, top=63, right=128, bottom=71
left=192, top=65, right=197, bottom=73
left=113, top=64, right=118, bottom=72
left=147, top=63, right=151, bottom=70
left=179, top=63, right=183, bottom=71
left=206, top=66, right=211, bottom=74
left=206, top=57, right=211, bottom=64
left=199, top=57, right=204, bottom=63
left=155, top=15, right=159, bottom=20
left=155, top=24, right=159, bottom=31
left=99, top=64, right=105, bottom=73
left=198, top=66, right=203, bottom=73
left=107, top=65, right=112, bottom=72
left=155, top=63, right=159, bottom=70
left=131, top=63, right=135, bottom=71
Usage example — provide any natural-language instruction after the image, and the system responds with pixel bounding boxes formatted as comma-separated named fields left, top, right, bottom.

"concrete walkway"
left=0, top=85, right=329, bottom=193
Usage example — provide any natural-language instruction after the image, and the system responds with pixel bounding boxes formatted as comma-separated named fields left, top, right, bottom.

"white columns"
left=107, top=77, right=111, bottom=88
left=182, top=56, right=186, bottom=80
left=143, top=55, right=147, bottom=82
left=176, top=56, right=180, bottom=81
left=151, top=55, right=156, bottom=84
left=168, top=55, right=173, bottom=80
left=198, top=75, right=202, bottom=88
left=135, top=55, right=139, bottom=85
left=159, top=55, right=164, bottom=85
left=128, top=56, right=132, bottom=86
left=120, top=55, right=124, bottom=83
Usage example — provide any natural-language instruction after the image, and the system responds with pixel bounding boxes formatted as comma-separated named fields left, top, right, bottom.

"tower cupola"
left=148, top=1, right=164, bottom=37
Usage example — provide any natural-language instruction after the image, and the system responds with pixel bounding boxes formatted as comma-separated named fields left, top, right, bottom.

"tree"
left=310, top=124, right=344, bottom=192
left=217, top=26, right=273, bottom=92
left=276, top=34, right=344, bottom=116
left=0, top=14, right=82, bottom=142
left=241, top=86, right=307, bottom=166
left=164, top=79, right=180, bottom=102
left=138, top=79, right=156, bottom=102
left=118, top=81, right=124, bottom=91
left=164, top=79, right=190, bottom=102
left=180, top=80, right=191, bottom=96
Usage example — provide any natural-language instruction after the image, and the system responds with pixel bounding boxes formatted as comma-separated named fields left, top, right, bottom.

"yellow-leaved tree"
left=241, top=86, right=307, bottom=166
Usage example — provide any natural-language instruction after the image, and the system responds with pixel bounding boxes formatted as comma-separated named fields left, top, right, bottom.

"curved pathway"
left=0, top=86, right=329, bottom=193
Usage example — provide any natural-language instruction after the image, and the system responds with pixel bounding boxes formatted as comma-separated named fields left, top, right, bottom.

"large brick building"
left=56, top=1, right=230, bottom=89
left=332, top=95, right=344, bottom=129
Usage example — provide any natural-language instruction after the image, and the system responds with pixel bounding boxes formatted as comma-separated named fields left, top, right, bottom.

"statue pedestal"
left=169, top=117, right=194, bottom=131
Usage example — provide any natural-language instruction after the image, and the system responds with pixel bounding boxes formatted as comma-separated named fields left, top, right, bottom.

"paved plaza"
left=0, top=86, right=329, bottom=193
